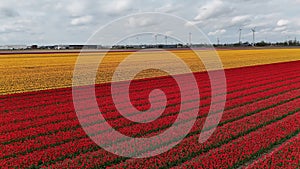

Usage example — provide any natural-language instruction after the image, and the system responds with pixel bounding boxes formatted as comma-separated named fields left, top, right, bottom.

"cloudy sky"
left=0, top=0, right=299, bottom=45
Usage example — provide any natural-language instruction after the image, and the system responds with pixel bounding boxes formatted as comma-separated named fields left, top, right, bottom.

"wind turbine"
left=238, top=28, right=242, bottom=44
left=165, top=35, right=168, bottom=45
left=154, top=34, right=158, bottom=47
left=251, top=27, right=256, bottom=46
left=136, top=36, right=139, bottom=45
left=189, top=32, right=192, bottom=47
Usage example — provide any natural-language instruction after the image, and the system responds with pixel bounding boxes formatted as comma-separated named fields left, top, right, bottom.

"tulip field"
left=0, top=49, right=300, bottom=168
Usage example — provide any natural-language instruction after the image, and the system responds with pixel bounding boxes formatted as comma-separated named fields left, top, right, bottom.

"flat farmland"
left=0, top=48, right=299, bottom=168
left=1, top=48, right=300, bottom=95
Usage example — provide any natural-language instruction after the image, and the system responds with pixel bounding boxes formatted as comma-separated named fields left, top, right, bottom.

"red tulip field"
left=1, top=58, right=299, bottom=168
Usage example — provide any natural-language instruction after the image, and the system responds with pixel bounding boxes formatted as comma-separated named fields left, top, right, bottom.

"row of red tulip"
left=1, top=64, right=298, bottom=130
left=1, top=60, right=298, bottom=115
left=2, top=71, right=299, bottom=139
left=1, top=61, right=300, bottom=168
left=173, top=112, right=300, bottom=169
left=1, top=58, right=298, bottom=102
left=103, top=99, right=300, bottom=168
left=1, top=74, right=293, bottom=147
left=3, top=89, right=296, bottom=168
left=245, top=134, right=300, bottom=169
left=2, top=79, right=298, bottom=147
left=49, top=99, right=300, bottom=168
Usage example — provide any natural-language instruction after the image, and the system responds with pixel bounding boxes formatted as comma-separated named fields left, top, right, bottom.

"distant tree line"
left=213, top=39, right=300, bottom=47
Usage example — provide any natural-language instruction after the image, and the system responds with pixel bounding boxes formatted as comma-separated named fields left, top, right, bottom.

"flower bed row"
left=245, top=134, right=300, bottom=169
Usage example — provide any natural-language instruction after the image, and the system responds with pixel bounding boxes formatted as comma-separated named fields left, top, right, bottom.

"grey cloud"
left=0, top=8, right=19, bottom=18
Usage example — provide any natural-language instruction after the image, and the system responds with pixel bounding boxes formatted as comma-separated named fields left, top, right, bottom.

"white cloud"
left=184, top=21, right=201, bottom=27
left=126, top=16, right=157, bottom=28
left=231, top=15, right=251, bottom=25
left=165, top=31, right=173, bottom=36
left=0, top=0, right=299, bottom=45
left=66, top=1, right=87, bottom=17
left=293, top=19, right=300, bottom=27
left=257, top=28, right=272, bottom=33
left=0, top=18, right=34, bottom=34
left=277, top=19, right=289, bottom=26
left=103, top=0, right=133, bottom=15
left=295, top=0, right=300, bottom=3
left=274, top=26, right=287, bottom=32
left=208, top=29, right=226, bottom=36
left=155, top=3, right=181, bottom=13
left=243, top=22, right=268, bottom=29
left=194, top=0, right=232, bottom=21
left=71, top=15, right=93, bottom=26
